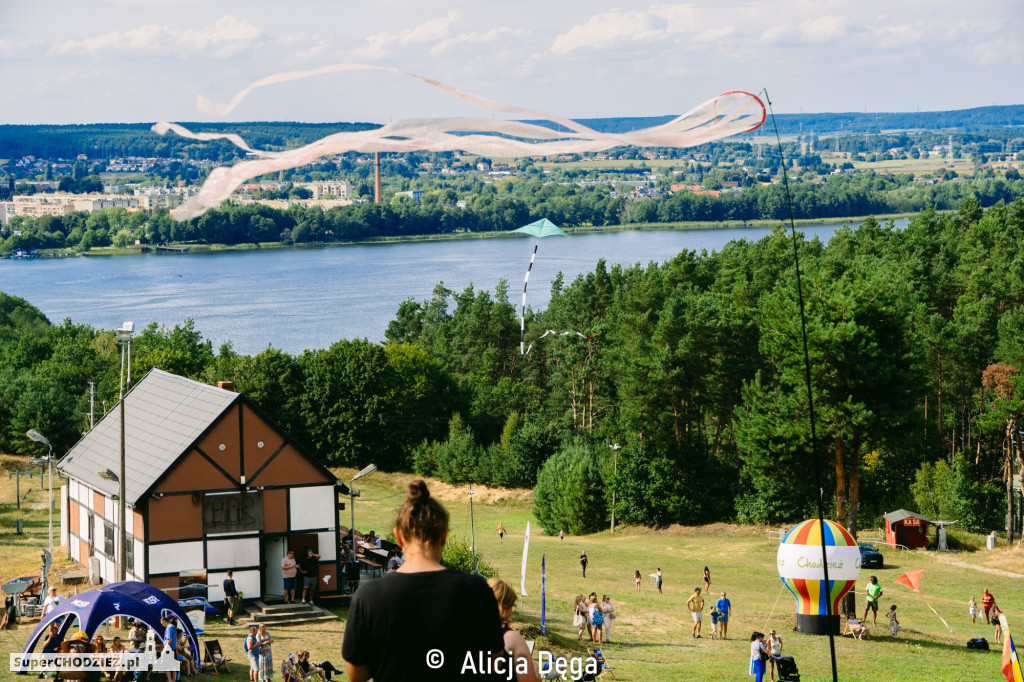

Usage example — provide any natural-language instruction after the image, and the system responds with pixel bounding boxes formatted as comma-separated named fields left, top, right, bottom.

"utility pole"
left=88, top=379, right=97, bottom=429
left=8, top=469, right=34, bottom=511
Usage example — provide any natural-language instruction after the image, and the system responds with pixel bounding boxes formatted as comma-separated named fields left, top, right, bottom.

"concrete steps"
left=244, top=600, right=338, bottom=628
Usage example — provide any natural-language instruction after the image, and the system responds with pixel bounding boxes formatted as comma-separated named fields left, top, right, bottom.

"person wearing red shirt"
left=982, top=589, right=995, bottom=622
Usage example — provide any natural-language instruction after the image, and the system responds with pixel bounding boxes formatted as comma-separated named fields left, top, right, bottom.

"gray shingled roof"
left=58, top=368, right=239, bottom=506
left=883, top=509, right=932, bottom=525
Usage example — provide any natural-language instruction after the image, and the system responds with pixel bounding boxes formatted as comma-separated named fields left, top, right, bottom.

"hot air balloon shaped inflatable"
left=777, top=519, right=861, bottom=635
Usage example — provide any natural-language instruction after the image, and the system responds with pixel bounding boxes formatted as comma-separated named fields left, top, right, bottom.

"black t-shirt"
left=341, top=568, right=504, bottom=681
left=223, top=579, right=238, bottom=597
left=298, top=556, right=318, bottom=576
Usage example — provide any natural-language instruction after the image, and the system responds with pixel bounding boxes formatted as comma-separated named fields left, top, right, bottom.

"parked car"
left=858, top=543, right=884, bottom=568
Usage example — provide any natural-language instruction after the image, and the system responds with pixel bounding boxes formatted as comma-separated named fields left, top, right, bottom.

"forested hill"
left=2, top=105, right=1021, bottom=160
left=767, top=105, right=1024, bottom=134
left=0, top=121, right=381, bottom=161
left=572, top=105, right=1024, bottom=135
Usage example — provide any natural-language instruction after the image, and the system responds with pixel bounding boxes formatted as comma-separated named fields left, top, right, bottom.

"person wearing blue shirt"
left=160, top=617, right=178, bottom=682
left=716, top=592, right=732, bottom=640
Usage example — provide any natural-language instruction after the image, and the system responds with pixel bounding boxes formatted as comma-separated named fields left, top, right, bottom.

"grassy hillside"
left=0, top=461, right=1019, bottom=681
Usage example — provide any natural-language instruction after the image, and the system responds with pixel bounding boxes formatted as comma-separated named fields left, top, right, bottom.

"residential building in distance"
left=0, top=193, right=141, bottom=226
left=395, top=190, right=424, bottom=202
left=296, top=181, right=352, bottom=199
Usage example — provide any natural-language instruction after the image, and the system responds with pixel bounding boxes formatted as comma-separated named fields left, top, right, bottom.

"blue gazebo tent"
left=21, top=581, right=199, bottom=665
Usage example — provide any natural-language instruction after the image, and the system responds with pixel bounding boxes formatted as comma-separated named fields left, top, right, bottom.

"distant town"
left=1, top=109, right=1022, bottom=252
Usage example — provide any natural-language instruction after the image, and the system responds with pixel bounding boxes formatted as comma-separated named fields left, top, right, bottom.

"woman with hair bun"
left=342, top=480, right=505, bottom=681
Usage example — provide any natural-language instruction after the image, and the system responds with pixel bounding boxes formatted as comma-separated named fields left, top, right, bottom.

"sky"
left=1, top=0, right=1022, bottom=125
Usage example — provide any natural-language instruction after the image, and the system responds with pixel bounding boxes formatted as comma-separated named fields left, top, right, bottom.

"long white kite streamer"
left=153, top=64, right=765, bottom=221
left=520, top=521, right=530, bottom=597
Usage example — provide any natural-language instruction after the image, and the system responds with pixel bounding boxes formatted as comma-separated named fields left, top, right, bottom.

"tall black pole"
left=763, top=89, right=838, bottom=682
left=118, top=341, right=127, bottom=582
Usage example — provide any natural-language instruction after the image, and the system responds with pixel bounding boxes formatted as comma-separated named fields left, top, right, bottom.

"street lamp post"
left=26, top=429, right=53, bottom=554
left=609, top=443, right=621, bottom=533
left=349, top=464, right=377, bottom=558
left=116, top=321, right=133, bottom=582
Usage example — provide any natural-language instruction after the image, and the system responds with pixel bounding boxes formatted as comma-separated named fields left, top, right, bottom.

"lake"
left=0, top=222, right=898, bottom=355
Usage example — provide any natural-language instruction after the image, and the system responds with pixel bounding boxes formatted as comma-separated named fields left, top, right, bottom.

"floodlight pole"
left=26, top=429, right=54, bottom=555
left=116, top=321, right=133, bottom=582
left=609, top=444, right=621, bottom=533
left=348, top=464, right=377, bottom=558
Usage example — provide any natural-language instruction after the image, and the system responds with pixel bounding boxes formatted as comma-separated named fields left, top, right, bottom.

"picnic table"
left=356, top=546, right=389, bottom=577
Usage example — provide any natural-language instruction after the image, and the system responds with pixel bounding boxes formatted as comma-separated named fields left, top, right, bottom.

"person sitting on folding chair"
left=203, top=640, right=231, bottom=674
left=296, top=652, right=340, bottom=682
left=282, top=654, right=314, bottom=682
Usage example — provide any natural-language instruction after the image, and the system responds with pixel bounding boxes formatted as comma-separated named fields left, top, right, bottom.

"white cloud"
left=352, top=11, right=459, bottom=60
left=967, top=36, right=1023, bottom=67
left=550, top=11, right=667, bottom=53
left=51, top=15, right=262, bottom=58
left=0, top=38, right=44, bottom=58
left=694, top=26, right=735, bottom=42
left=865, top=21, right=927, bottom=48
left=758, top=23, right=796, bottom=45
left=759, top=15, right=848, bottom=46
left=797, top=15, right=848, bottom=43
left=430, top=27, right=531, bottom=56
left=180, top=15, right=262, bottom=57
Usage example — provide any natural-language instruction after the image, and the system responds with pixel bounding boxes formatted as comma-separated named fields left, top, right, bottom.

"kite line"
left=763, top=88, right=838, bottom=682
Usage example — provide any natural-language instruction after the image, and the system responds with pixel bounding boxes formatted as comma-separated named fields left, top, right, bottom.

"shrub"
left=441, top=535, right=495, bottom=577
left=434, top=413, right=483, bottom=484
left=533, top=441, right=607, bottom=535
left=735, top=474, right=816, bottom=526
left=615, top=437, right=739, bottom=527
left=911, top=454, right=1003, bottom=532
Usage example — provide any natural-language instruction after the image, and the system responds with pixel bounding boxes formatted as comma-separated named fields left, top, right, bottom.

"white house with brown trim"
left=58, top=368, right=347, bottom=600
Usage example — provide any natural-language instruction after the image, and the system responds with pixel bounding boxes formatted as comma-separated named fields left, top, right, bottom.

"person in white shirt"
left=40, top=587, right=64, bottom=617
left=386, top=549, right=404, bottom=572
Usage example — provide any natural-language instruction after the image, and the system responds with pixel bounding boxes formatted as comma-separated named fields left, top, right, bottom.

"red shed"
left=883, top=509, right=933, bottom=549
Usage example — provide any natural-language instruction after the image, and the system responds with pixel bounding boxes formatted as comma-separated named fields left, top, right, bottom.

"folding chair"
left=202, top=639, right=232, bottom=674
left=281, top=654, right=319, bottom=682
left=586, top=647, right=615, bottom=678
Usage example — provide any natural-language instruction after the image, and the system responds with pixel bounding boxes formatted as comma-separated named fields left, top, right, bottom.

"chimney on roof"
left=217, top=381, right=235, bottom=392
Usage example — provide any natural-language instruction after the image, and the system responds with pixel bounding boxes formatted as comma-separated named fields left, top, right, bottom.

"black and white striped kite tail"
left=520, top=242, right=538, bottom=355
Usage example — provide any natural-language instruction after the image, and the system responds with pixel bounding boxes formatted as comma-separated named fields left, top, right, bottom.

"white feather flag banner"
left=152, top=64, right=766, bottom=221
left=520, top=521, right=531, bottom=598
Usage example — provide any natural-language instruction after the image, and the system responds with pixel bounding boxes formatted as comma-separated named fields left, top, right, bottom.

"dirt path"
left=930, top=552, right=1024, bottom=579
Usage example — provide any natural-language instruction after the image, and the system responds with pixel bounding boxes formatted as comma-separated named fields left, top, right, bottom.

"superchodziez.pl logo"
left=10, top=651, right=181, bottom=673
